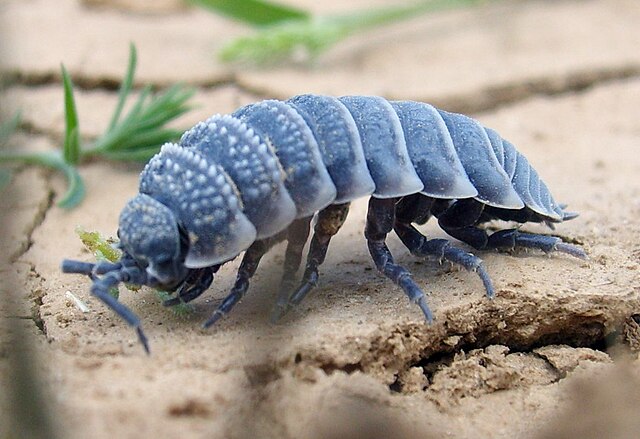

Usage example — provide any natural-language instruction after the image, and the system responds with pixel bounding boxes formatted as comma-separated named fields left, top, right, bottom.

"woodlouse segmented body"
left=62, top=94, right=586, bottom=353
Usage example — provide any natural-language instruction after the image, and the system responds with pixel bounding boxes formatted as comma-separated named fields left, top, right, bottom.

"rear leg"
left=482, top=229, right=586, bottom=258
left=438, top=199, right=586, bottom=259
left=272, top=203, right=350, bottom=321
left=394, top=197, right=495, bottom=298
left=365, top=197, right=434, bottom=322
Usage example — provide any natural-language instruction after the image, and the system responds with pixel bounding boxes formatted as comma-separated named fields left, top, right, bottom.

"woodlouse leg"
left=202, top=234, right=284, bottom=328
left=272, top=203, right=350, bottom=322
left=487, top=229, right=586, bottom=258
left=162, top=267, right=218, bottom=307
left=272, top=216, right=313, bottom=318
left=91, top=268, right=151, bottom=354
left=445, top=226, right=587, bottom=259
left=393, top=223, right=495, bottom=298
left=365, top=197, right=434, bottom=322
left=63, top=255, right=171, bottom=353
left=395, top=196, right=494, bottom=297
left=438, top=200, right=586, bottom=259
left=396, top=193, right=435, bottom=225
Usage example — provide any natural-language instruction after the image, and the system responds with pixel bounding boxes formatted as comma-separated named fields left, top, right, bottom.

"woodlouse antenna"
left=62, top=257, right=157, bottom=354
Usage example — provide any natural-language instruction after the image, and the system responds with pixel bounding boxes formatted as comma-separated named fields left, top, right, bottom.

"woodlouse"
left=62, top=94, right=586, bottom=353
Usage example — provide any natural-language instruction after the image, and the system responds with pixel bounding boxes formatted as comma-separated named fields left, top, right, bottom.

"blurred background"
left=1, top=1, right=639, bottom=438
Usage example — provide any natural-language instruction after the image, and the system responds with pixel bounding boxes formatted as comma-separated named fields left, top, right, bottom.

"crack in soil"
left=4, top=63, right=640, bottom=117
left=8, top=171, right=56, bottom=336
left=30, top=290, right=46, bottom=334
left=10, top=181, right=55, bottom=264
left=1, top=69, right=237, bottom=92
left=284, top=292, right=635, bottom=403
left=13, top=119, right=63, bottom=143
left=424, top=64, right=640, bottom=114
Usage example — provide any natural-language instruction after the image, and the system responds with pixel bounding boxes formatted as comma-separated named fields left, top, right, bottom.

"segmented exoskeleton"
left=62, top=95, right=586, bottom=353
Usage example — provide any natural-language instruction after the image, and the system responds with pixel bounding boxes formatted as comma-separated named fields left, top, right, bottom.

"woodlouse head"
left=118, top=193, right=189, bottom=289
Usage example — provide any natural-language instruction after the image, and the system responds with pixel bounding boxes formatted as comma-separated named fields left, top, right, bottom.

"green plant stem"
left=219, top=0, right=484, bottom=63
left=108, top=43, right=137, bottom=131
left=0, top=44, right=194, bottom=208
left=0, top=150, right=85, bottom=208
left=189, top=0, right=308, bottom=26
left=61, top=65, right=81, bottom=165
left=328, top=0, right=482, bottom=32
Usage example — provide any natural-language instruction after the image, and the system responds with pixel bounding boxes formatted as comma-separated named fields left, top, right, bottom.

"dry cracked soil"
left=1, top=1, right=640, bottom=438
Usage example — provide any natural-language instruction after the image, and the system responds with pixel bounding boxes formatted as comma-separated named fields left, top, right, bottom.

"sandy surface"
left=1, top=1, right=640, bottom=438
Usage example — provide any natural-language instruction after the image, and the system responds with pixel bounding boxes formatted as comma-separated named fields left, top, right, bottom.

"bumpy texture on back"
left=133, top=94, right=570, bottom=265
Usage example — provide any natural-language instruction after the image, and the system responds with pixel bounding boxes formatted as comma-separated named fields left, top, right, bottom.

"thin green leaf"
left=108, top=44, right=137, bottom=131
left=144, top=84, right=194, bottom=112
left=220, top=0, right=485, bottom=64
left=130, top=102, right=193, bottom=133
left=75, top=226, right=122, bottom=263
left=123, top=85, right=152, bottom=121
left=87, top=84, right=193, bottom=156
left=1, top=45, right=195, bottom=209
left=61, top=65, right=81, bottom=165
left=75, top=227, right=121, bottom=297
left=27, top=150, right=85, bottom=208
left=0, top=150, right=87, bottom=208
left=56, top=165, right=85, bottom=208
left=88, top=135, right=169, bottom=159
left=124, top=128, right=185, bottom=147
left=190, top=0, right=308, bottom=27
left=129, top=101, right=192, bottom=131
left=84, top=89, right=151, bottom=155
left=130, top=85, right=193, bottom=122
left=219, top=18, right=344, bottom=64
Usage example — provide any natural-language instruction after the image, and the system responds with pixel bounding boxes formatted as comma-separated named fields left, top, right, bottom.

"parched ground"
left=1, top=1, right=640, bottom=438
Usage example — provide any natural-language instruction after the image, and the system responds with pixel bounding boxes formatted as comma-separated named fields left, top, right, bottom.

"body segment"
left=233, top=100, right=336, bottom=217
left=338, top=95, right=423, bottom=198
left=286, top=94, right=375, bottom=203
left=389, top=101, right=477, bottom=199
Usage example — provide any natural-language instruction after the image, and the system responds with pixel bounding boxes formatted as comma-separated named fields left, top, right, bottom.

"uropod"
left=62, top=95, right=586, bottom=353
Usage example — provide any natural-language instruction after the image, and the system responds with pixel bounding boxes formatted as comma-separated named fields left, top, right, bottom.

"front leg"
left=203, top=234, right=285, bottom=328
left=163, top=267, right=219, bottom=307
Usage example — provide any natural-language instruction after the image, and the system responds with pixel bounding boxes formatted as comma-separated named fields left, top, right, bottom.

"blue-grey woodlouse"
left=62, top=94, right=586, bottom=353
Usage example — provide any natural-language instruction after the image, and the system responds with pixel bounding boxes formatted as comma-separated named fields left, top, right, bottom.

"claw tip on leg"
left=417, top=297, right=434, bottom=324
left=270, top=305, right=288, bottom=324
left=555, top=242, right=588, bottom=260
left=476, top=266, right=495, bottom=299
left=162, top=297, right=180, bottom=307
left=136, top=326, right=150, bottom=355
left=202, top=312, right=223, bottom=329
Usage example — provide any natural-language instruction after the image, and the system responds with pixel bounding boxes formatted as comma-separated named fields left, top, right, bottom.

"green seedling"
left=0, top=44, right=194, bottom=208
left=192, top=0, right=489, bottom=64
left=75, top=227, right=194, bottom=316
left=76, top=226, right=121, bottom=263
